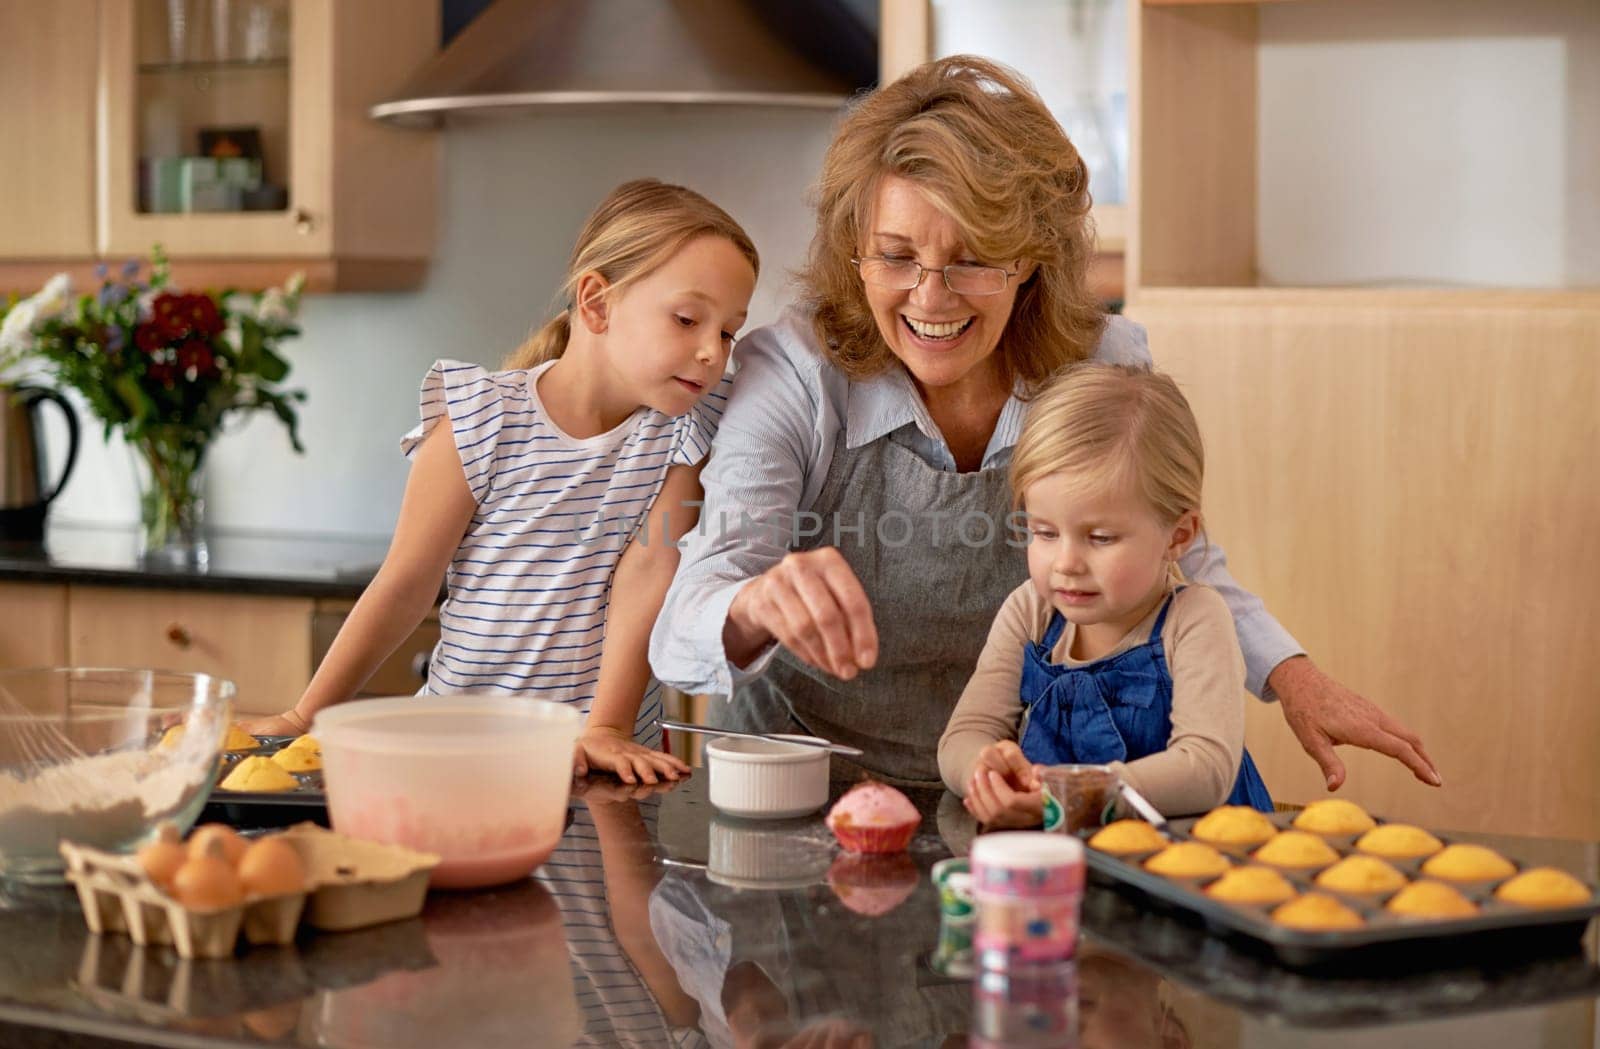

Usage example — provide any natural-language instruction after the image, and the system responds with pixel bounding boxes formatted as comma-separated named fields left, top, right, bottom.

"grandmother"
left=650, top=55, right=1437, bottom=793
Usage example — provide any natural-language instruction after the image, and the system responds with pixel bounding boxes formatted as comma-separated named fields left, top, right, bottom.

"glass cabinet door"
left=100, top=0, right=330, bottom=258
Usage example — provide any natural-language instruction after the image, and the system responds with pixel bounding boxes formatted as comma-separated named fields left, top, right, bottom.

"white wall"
left=1257, top=0, right=1599, bottom=288
left=48, top=107, right=840, bottom=537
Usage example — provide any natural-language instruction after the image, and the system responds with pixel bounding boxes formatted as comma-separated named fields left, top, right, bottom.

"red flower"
left=134, top=323, right=166, bottom=354
left=147, top=361, right=178, bottom=387
left=176, top=340, right=217, bottom=380
left=148, top=292, right=222, bottom=339
left=184, top=294, right=223, bottom=338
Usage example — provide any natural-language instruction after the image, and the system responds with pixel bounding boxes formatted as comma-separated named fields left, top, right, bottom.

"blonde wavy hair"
left=505, top=179, right=759, bottom=370
left=1011, top=364, right=1205, bottom=550
left=800, top=54, right=1105, bottom=394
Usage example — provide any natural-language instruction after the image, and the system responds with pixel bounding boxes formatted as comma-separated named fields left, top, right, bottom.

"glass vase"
left=129, top=433, right=210, bottom=568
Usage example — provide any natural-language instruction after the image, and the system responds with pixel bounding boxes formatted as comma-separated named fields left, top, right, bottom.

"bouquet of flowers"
left=0, top=248, right=306, bottom=560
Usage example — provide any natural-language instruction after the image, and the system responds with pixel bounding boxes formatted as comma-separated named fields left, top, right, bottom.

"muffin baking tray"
left=1083, top=809, right=1600, bottom=968
left=208, top=736, right=325, bottom=808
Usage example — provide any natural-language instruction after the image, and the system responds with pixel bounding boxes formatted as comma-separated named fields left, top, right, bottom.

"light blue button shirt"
left=650, top=307, right=1303, bottom=699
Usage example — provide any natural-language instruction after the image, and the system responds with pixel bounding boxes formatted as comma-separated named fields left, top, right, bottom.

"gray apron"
left=721, top=434, right=1027, bottom=787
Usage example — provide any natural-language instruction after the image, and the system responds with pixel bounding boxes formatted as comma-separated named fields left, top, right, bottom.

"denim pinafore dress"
left=1018, top=588, right=1273, bottom=813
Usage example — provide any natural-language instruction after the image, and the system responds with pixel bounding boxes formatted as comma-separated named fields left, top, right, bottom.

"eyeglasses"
left=851, top=256, right=1020, bottom=297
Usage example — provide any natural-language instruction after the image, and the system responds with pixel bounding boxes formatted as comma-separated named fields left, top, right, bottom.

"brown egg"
left=172, top=850, right=245, bottom=911
left=187, top=824, right=248, bottom=866
left=238, top=837, right=307, bottom=897
left=138, top=839, right=188, bottom=888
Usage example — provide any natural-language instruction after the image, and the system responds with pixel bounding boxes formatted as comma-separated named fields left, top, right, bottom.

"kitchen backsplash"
left=45, top=107, right=838, bottom=538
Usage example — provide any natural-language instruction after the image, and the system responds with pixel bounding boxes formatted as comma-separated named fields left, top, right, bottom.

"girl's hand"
left=727, top=547, right=879, bottom=680
left=964, top=764, right=1045, bottom=829
left=238, top=711, right=310, bottom=737
left=574, top=726, right=691, bottom=784
left=970, top=741, right=1040, bottom=793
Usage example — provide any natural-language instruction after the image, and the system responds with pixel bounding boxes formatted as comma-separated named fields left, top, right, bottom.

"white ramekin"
left=705, top=734, right=830, bottom=819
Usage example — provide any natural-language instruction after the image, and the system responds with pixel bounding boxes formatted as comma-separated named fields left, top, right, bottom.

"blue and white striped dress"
left=401, top=358, right=728, bottom=746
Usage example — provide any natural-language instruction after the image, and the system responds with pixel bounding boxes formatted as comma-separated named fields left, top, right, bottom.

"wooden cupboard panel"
left=1130, top=296, right=1600, bottom=839
left=67, top=586, right=313, bottom=716
left=0, top=0, right=98, bottom=258
left=1133, top=2, right=1257, bottom=291
left=0, top=583, right=69, bottom=669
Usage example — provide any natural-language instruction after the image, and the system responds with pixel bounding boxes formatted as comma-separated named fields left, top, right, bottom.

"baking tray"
left=1084, top=809, right=1600, bottom=969
left=200, top=736, right=326, bottom=827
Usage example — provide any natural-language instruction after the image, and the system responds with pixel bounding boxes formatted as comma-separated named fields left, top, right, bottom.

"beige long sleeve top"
left=938, top=582, right=1247, bottom=817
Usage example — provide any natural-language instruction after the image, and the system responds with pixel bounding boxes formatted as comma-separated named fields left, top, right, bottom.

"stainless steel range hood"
left=371, top=0, right=861, bottom=127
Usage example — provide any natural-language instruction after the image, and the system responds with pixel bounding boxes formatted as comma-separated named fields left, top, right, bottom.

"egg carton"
left=60, top=824, right=439, bottom=960
left=1081, top=809, right=1600, bottom=969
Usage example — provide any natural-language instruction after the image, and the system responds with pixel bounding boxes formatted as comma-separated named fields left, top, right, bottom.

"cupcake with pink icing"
left=825, top=781, right=920, bottom=854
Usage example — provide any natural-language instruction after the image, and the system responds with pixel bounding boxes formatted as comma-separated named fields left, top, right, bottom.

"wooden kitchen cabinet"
left=0, top=2, right=99, bottom=263
left=67, top=585, right=313, bottom=716
left=0, top=583, right=70, bottom=670
left=0, top=0, right=438, bottom=294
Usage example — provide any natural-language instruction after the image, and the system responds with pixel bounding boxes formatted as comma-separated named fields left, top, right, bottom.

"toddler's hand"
left=972, top=740, right=1040, bottom=793
left=574, top=726, right=691, bottom=785
left=964, top=767, right=1045, bottom=829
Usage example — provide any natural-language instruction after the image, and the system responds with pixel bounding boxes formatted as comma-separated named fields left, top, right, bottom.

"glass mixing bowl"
left=0, top=667, right=235, bottom=884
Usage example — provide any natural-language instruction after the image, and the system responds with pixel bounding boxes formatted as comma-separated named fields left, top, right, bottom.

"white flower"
left=284, top=271, right=306, bottom=299
left=222, top=318, right=244, bottom=353
left=257, top=288, right=291, bottom=326
left=32, top=273, right=73, bottom=322
left=0, top=300, right=38, bottom=355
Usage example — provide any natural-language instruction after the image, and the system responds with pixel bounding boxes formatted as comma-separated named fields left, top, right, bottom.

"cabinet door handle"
left=293, top=209, right=316, bottom=235
left=166, top=624, right=193, bottom=649
left=410, top=652, right=430, bottom=683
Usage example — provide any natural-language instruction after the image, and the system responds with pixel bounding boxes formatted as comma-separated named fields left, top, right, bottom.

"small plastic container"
left=1037, top=763, right=1120, bottom=834
left=314, top=695, right=582, bottom=890
left=971, top=832, right=1086, bottom=969
left=705, top=735, right=830, bottom=819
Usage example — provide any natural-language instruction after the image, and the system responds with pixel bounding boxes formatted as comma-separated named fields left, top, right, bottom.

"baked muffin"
left=826, top=782, right=919, bottom=854
left=270, top=744, right=321, bottom=773
left=1252, top=831, right=1340, bottom=870
left=1190, top=806, right=1277, bottom=847
left=1355, top=824, right=1443, bottom=860
left=1087, top=819, right=1166, bottom=855
left=284, top=734, right=320, bottom=753
left=1314, top=855, right=1407, bottom=895
left=1419, top=844, right=1516, bottom=883
left=219, top=755, right=298, bottom=793
left=160, top=721, right=258, bottom=753
left=1386, top=880, right=1479, bottom=918
left=1204, top=865, right=1297, bottom=905
left=1271, top=893, right=1364, bottom=930
left=1292, top=799, right=1377, bottom=836
left=1144, top=842, right=1230, bottom=880
left=1493, top=867, right=1593, bottom=909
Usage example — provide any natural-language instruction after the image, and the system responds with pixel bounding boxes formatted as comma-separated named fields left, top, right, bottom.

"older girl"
left=246, top=179, right=756, bottom=784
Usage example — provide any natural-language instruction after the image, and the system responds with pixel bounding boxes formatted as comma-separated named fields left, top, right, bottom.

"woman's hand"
left=1270, top=656, right=1441, bottom=791
left=963, top=741, right=1043, bottom=829
left=574, top=725, right=691, bottom=784
left=238, top=710, right=310, bottom=736
left=726, top=548, right=878, bottom=679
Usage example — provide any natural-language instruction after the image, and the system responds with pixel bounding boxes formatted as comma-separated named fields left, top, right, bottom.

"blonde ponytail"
left=508, top=309, right=572, bottom=370
left=502, top=179, right=759, bottom=371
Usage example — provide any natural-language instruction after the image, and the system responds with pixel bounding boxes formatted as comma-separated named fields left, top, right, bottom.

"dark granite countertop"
left=0, top=522, right=392, bottom=600
left=1, top=776, right=1597, bottom=1049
